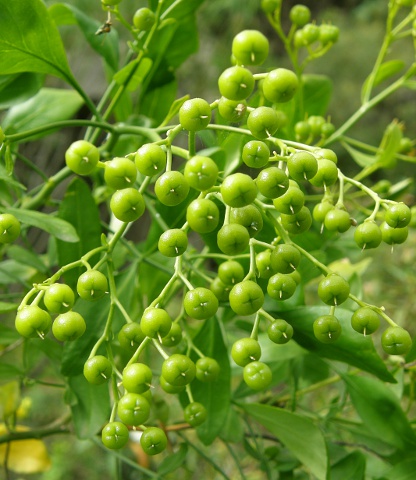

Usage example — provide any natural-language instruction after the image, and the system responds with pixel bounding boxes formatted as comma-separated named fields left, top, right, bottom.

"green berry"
left=184, top=287, right=219, bottom=320
left=154, top=171, right=190, bottom=206
left=351, top=307, right=380, bottom=335
left=267, top=273, right=297, bottom=300
left=221, top=173, right=258, bottom=208
left=381, top=326, right=412, bottom=356
left=256, top=167, right=289, bottom=199
left=242, top=140, right=270, bottom=168
left=287, top=151, right=318, bottom=182
left=186, top=198, right=220, bottom=234
left=231, top=337, right=262, bottom=367
left=110, top=188, right=145, bottom=222
left=43, top=283, right=75, bottom=314
left=318, top=274, right=350, bottom=306
left=280, top=206, right=312, bottom=235
left=247, top=107, right=281, bottom=139
left=101, top=422, right=129, bottom=450
left=195, top=357, right=220, bottom=382
left=179, top=98, right=212, bottom=131
left=133, top=7, right=156, bottom=31
left=52, top=311, right=86, bottom=341
left=384, top=203, right=411, bottom=228
left=141, top=308, right=172, bottom=339
left=243, top=361, right=272, bottom=390
left=83, top=355, right=112, bottom=385
left=135, top=144, right=166, bottom=177
left=184, top=402, right=207, bottom=427
left=218, top=97, right=247, bottom=122
left=77, top=270, right=108, bottom=301
left=354, top=221, right=382, bottom=250
left=262, top=68, right=299, bottom=103
left=184, top=155, right=218, bottom=191
left=229, top=280, right=265, bottom=316
left=158, top=229, right=188, bottom=257
left=15, top=305, right=52, bottom=339
left=232, top=30, right=269, bottom=66
left=140, top=427, right=167, bottom=456
left=218, top=66, right=255, bottom=101
left=217, top=224, right=250, bottom=255
left=230, top=204, right=263, bottom=237
left=289, top=5, right=311, bottom=27
left=104, top=157, right=137, bottom=190
left=122, top=363, right=152, bottom=394
left=313, top=315, right=342, bottom=343
left=65, top=140, right=99, bottom=176
left=324, top=208, right=351, bottom=233
left=0, top=213, right=21, bottom=244
left=267, top=319, right=294, bottom=344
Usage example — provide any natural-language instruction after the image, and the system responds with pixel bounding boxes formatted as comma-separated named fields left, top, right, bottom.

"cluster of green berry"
left=11, top=2, right=414, bottom=454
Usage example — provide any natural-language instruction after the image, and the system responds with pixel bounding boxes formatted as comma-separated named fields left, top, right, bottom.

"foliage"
left=0, top=0, right=416, bottom=478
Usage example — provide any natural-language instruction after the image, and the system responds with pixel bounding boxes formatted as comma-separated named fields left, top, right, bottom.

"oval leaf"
left=242, top=403, right=329, bottom=480
left=0, top=0, right=74, bottom=84
left=6, top=207, right=79, bottom=243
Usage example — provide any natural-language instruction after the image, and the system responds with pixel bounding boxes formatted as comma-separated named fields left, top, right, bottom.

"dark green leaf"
left=7, top=245, right=48, bottom=274
left=159, top=94, right=190, bottom=127
left=113, top=58, right=153, bottom=92
left=0, top=363, right=23, bottom=381
left=0, top=302, right=19, bottom=315
left=6, top=207, right=79, bottom=243
left=0, top=73, right=44, bottom=110
left=2, top=88, right=83, bottom=138
left=0, top=0, right=74, bottom=84
left=361, top=60, right=405, bottom=102
left=381, top=459, right=416, bottom=480
left=66, top=374, right=110, bottom=439
left=56, top=178, right=102, bottom=287
left=343, top=374, right=416, bottom=451
left=302, top=74, right=333, bottom=117
left=331, top=451, right=366, bottom=480
left=0, top=259, right=35, bottom=286
left=280, top=306, right=395, bottom=382
left=342, top=142, right=376, bottom=168
left=158, top=443, right=188, bottom=476
left=191, top=317, right=231, bottom=445
left=140, top=80, right=178, bottom=125
left=219, top=406, right=244, bottom=443
left=242, top=403, right=329, bottom=480
left=375, top=120, right=402, bottom=168
left=49, top=3, right=119, bottom=71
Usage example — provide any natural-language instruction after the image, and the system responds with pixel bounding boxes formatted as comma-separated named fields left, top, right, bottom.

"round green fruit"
left=65, top=140, right=99, bottom=176
left=0, top=213, right=21, bottom=244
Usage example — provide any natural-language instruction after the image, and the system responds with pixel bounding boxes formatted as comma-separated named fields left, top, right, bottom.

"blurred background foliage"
left=4, top=0, right=416, bottom=478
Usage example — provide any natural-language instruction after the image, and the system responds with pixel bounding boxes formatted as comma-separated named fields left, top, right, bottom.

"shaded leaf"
left=66, top=374, right=110, bottom=439
left=159, top=94, right=189, bottom=127
left=381, top=459, right=416, bottom=480
left=113, top=58, right=153, bottom=92
left=140, top=80, right=178, bottom=125
left=361, top=60, right=405, bottom=102
left=49, top=3, right=119, bottom=71
left=342, top=142, right=376, bottom=168
left=56, top=178, right=102, bottom=287
left=158, top=443, right=188, bottom=476
left=375, top=120, right=402, bottom=168
left=242, top=403, right=329, bottom=480
left=0, top=0, right=74, bottom=84
left=0, top=302, right=19, bottom=315
left=343, top=374, right=416, bottom=451
left=7, top=245, right=48, bottom=274
left=0, top=364, right=23, bottom=382
left=6, top=207, right=79, bottom=243
left=0, top=73, right=44, bottom=110
left=302, top=74, right=332, bottom=117
left=331, top=451, right=366, bottom=480
left=3, top=88, right=83, bottom=138
left=279, top=306, right=395, bottom=382
left=191, top=317, right=231, bottom=445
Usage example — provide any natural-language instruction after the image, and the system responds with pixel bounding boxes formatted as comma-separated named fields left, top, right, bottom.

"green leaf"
left=331, top=451, right=366, bottom=480
left=361, top=60, right=405, bottom=102
left=140, top=80, right=178, bottom=125
left=2, top=88, right=83, bottom=138
left=375, top=120, right=402, bottom=168
left=113, top=58, right=153, bottom=92
left=49, top=3, right=119, bottom=71
left=219, top=407, right=244, bottom=443
left=0, top=363, right=23, bottom=382
left=0, top=260, right=35, bottom=286
left=279, top=306, right=395, bottom=382
left=343, top=374, right=416, bottom=451
left=242, top=403, right=328, bottom=480
left=302, top=74, right=332, bottom=117
left=7, top=245, right=48, bottom=274
left=342, top=142, right=376, bottom=168
left=159, top=94, right=190, bottom=127
left=66, top=374, right=110, bottom=439
left=56, top=178, right=102, bottom=287
left=158, top=443, right=188, bottom=476
left=0, top=303, right=19, bottom=315
left=381, top=459, right=416, bottom=480
left=0, top=73, right=44, bottom=110
left=190, top=317, right=231, bottom=445
left=5, top=207, right=79, bottom=243
left=0, top=0, right=74, bottom=84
